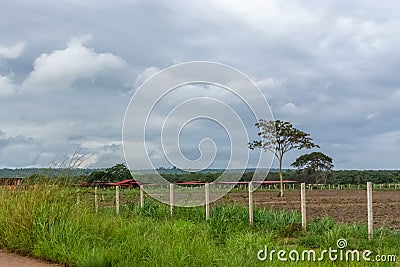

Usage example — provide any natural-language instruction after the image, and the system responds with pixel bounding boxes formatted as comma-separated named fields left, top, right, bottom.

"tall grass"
left=0, top=185, right=398, bottom=266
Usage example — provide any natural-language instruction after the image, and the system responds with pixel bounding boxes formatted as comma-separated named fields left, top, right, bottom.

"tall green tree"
left=249, top=119, right=319, bottom=197
left=291, top=152, right=333, bottom=184
left=106, top=163, right=133, bottom=182
left=88, top=163, right=133, bottom=183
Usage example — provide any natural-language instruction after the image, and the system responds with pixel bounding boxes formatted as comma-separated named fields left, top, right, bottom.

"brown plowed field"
left=220, top=189, right=400, bottom=230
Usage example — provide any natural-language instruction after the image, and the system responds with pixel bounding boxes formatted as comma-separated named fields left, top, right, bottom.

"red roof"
left=110, top=180, right=142, bottom=186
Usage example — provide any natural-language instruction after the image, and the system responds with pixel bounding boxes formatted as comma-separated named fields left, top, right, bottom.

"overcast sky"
left=1, top=0, right=399, bottom=170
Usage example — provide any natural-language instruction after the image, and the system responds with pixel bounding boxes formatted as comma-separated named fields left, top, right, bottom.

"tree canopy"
left=291, top=152, right=333, bottom=172
left=88, top=163, right=133, bottom=183
left=249, top=119, right=319, bottom=196
left=291, top=152, right=333, bottom=184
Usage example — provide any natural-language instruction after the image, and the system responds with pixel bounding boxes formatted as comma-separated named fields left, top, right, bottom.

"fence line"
left=76, top=189, right=80, bottom=205
left=139, top=184, right=144, bottom=208
left=367, top=182, right=373, bottom=240
left=115, top=186, right=120, bottom=214
left=248, top=181, right=253, bottom=225
left=169, top=183, right=174, bottom=216
left=301, top=183, right=306, bottom=231
left=85, top=181, right=381, bottom=239
left=94, top=186, right=98, bottom=213
left=266, top=183, right=400, bottom=191
left=205, top=183, right=210, bottom=221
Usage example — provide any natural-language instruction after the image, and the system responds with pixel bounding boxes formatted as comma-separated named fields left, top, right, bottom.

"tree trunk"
left=279, top=156, right=284, bottom=197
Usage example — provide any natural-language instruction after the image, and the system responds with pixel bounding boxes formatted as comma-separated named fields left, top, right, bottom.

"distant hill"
left=2, top=168, right=398, bottom=185
left=0, top=167, right=282, bottom=178
left=0, top=168, right=95, bottom=178
left=132, top=167, right=282, bottom=175
left=1, top=168, right=399, bottom=184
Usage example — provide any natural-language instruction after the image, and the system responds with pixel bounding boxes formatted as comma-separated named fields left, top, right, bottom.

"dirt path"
left=0, top=250, right=63, bottom=267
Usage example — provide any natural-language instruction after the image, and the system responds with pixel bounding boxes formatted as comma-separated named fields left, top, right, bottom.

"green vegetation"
left=0, top=185, right=398, bottom=266
left=249, top=119, right=319, bottom=196
left=87, top=163, right=133, bottom=183
left=0, top=168, right=94, bottom=178
left=2, top=166, right=400, bottom=186
left=291, top=152, right=334, bottom=184
left=138, top=170, right=400, bottom=185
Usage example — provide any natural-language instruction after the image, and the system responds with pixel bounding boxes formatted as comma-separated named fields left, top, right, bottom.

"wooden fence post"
left=367, top=182, right=373, bottom=240
left=205, top=183, right=210, bottom=221
left=116, top=185, right=120, bottom=214
left=76, top=189, right=80, bottom=205
left=249, top=181, right=253, bottom=225
left=95, top=186, right=98, bottom=213
left=140, top=184, right=144, bottom=208
left=169, top=183, right=174, bottom=216
left=301, top=183, right=306, bottom=231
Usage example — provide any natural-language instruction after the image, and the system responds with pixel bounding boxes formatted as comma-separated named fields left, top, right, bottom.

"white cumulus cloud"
left=133, top=66, right=161, bottom=90
left=22, top=35, right=124, bottom=92
left=0, top=42, right=25, bottom=59
left=0, top=75, right=18, bottom=97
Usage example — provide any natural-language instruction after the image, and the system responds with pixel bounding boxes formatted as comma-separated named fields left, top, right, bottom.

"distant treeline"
left=1, top=168, right=399, bottom=185
left=0, top=167, right=275, bottom=178
left=0, top=168, right=95, bottom=178
left=155, top=170, right=400, bottom=184
left=260, top=170, right=400, bottom=184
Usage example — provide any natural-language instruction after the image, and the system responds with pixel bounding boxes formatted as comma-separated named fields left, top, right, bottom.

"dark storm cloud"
left=0, top=0, right=399, bottom=169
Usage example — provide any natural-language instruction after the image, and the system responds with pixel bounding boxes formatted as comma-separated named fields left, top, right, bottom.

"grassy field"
left=0, top=185, right=399, bottom=266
